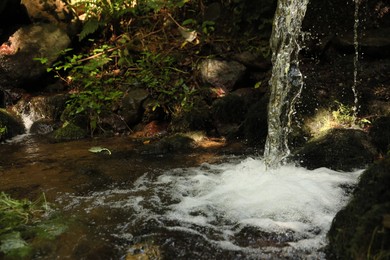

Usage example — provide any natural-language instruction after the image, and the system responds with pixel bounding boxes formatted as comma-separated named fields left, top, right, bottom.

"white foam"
left=57, top=157, right=363, bottom=255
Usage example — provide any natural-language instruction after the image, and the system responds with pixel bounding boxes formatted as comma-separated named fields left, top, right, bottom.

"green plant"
left=0, top=192, right=48, bottom=257
left=332, top=101, right=371, bottom=128
left=332, top=101, right=357, bottom=127
left=73, top=0, right=193, bottom=41
left=0, top=125, right=6, bottom=136
left=37, top=44, right=124, bottom=135
left=0, top=192, right=49, bottom=235
left=132, top=51, right=196, bottom=114
left=0, top=192, right=69, bottom=258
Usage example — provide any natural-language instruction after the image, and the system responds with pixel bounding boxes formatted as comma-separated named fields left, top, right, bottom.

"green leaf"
left=88, top=146, right=112, bottom=155
left=79, top=18, right=100, bottom=41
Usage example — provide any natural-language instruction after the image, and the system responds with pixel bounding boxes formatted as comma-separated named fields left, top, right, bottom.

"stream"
left=0, top=134, right=363, bottom=259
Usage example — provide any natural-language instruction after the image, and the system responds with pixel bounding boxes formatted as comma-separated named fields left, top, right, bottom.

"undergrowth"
left=37, top=0, right=273, bottom=135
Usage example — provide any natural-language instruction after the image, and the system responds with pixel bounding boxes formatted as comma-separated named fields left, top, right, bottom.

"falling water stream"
left=352, top=0, right=361, bottom=118
left=264, top=0, right=309, bottom=168
left=0, top=0, right=366, bottom=259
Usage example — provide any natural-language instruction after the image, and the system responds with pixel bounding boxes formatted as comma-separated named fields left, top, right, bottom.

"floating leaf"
left=88, top=146, right=112, bottom=155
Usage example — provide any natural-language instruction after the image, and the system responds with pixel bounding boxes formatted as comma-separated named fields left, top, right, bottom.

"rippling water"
left=57, top=156, right=362, bottom=259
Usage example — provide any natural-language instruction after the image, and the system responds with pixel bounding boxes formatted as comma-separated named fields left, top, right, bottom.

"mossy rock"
left=327, top=156, right=390, bottom=259
left=0, top=108, right=25, bottom=141
left=293, top=128, right=377, bottom=171
left=48, top=122, right=87, bottom=142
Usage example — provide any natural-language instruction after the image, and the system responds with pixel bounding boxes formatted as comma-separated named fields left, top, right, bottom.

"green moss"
left=327, top=157, right=390, bottom=259
left=49, top=122, right=87, bottom=141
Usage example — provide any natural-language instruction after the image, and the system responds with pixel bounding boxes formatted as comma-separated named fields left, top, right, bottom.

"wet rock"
left=139, top=134, right=196, bottom=155
left=239, top=96, right=269, bottom=145
left=119, top=89, right=149, bottom=126
left=333, top=28, right=390, bottom=57
left=327, top=156, right=390, bottom=259
left=126, top=243, right=161, bottom=260
left=21, top=0, right=80, bottom=36
left=233, top=226, right=294, bottom=248
left=170, top=97, right=212, bottom=133
left=199, top=59, right=246, bottom=92
left=367, top=100, right=390, bottom=117
left=132, top=120, right=169, bottom=138
left=0, top=23, right=71, bottom=89
left=30, top=119, right=55, bottom=135
left=99, top=113, right=129, bottom=133
left=0, top=108, right=25, bottom=140
left=48, top=122, right=87, bottom=141
left=211, top=94, right=248, bottom=138
left=293, top=128, right=377, bottom=171
left=13, top=94, right=69, bottom=122
left=212, top=94, right=248, bottom=124
left=369, top=116, right=390, bottom=154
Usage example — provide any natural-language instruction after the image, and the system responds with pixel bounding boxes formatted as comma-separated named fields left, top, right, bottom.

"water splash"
left=57, top=158, right=363, bottom=258
left=264, top=0, right=309, bottom=168
left=13, top=100, right=44, bottom=134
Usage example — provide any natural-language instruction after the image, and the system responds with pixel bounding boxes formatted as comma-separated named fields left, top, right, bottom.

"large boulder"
left=327, top=156, right=390, bottom=259
left=21, top=0, right=79, bottom=36
left=0, top=23, right=71, bottom=89
left=293, top=128, right=377, bottom=171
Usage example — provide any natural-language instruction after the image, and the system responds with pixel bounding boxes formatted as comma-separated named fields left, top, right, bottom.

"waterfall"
left=264, top=0, right=309, bottom=168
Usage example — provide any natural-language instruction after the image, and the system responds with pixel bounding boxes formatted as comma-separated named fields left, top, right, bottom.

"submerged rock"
left=293, top=128, right=377, bottom=171
left=327, top=156, right=390, bottom=259
left=139, top=133, right=196, bottom=155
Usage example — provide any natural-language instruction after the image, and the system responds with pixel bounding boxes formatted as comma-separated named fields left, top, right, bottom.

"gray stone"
left=199, top=59, right=246, bottom=91
left=0, top=24, right=71, bottom=88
